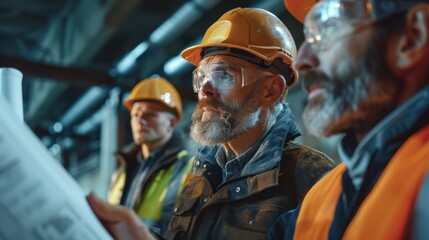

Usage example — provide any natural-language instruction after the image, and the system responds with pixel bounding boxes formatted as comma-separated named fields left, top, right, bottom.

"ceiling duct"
left=114, top=0, right=222, bottom=74
left=149, top=0, right=221, bottom=45
left=61, top=0, right=224, bottom=136
left=55, top=0, right=286, bottom=152
left=59, top=87, right=108, bottom=129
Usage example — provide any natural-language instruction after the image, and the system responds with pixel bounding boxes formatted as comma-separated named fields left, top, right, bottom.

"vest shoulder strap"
left=414, top=172, right=429, bottom=239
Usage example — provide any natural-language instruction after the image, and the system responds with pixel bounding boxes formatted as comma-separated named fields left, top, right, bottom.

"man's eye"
left=213, top=71, right=233, bottom=82
left=321, top=19, right=340, bottom=35
left=222, top=71, right=232, bottom=80
left=143, top=113, right=157, bottom=118
left=196, top=71, right=205, bottom=79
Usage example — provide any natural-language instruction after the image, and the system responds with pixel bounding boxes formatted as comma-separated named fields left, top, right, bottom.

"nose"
left=293, top=42, right=320, bottom=72
left=138, top=117, right=147, bottom=126
left=200, top=80, right=220, bottom=98
left=132, top=113, right=147, bottom=126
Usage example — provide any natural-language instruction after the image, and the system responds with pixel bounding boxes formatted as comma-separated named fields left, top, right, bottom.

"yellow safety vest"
left=136, top=151, right=193, bottom=219
left=108, top=150, right=193, bottom=220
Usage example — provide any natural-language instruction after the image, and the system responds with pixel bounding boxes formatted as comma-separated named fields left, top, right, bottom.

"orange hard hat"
left=181, top=7, right=298, bottom=87
left=284, top=0, right=317, bottom=23
left=123, top=76, right=183, bottom=121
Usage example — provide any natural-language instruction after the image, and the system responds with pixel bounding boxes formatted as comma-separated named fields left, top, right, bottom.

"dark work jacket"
left=108, top=131, right=193, bottom=236
left=166, top=104, right=336, bottom=240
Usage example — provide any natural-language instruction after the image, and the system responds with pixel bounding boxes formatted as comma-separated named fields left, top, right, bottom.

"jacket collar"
left=340, top=86, right=429, bottom=189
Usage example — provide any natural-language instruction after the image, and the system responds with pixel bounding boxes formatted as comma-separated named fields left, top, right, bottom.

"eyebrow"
left=202, top=60, right=228, bottom=65
left=131, top=108, right=159, bottom=114
left=202, top=56, right=244, bottom=66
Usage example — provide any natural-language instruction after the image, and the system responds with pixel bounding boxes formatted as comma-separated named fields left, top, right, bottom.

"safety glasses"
left=192, top=63, right=274, bottom=93
left=303, top=0, right=415, bottom=52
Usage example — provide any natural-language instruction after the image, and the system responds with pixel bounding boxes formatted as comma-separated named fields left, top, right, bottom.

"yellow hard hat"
left=123, top=76, right=183, bottom=121
left=284, top=0, right=317, bottom=23
left=181, top=7, right=298, bottom=87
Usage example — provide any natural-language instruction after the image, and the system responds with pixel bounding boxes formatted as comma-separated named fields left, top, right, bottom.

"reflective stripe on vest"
left=136, top=161, right=178, bottom=219
left=414, top=172, right=429, bottom=239
left=108, top=171, right=126, bottom=205
left=136, top=150, right=193, bottom=220
left=295, top=124, right=429, bottom=240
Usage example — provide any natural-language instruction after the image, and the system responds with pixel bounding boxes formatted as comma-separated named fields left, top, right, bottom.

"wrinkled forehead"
left=131, top=101, right=171, bottom=114
left=306, top=0, right=425, bottom=25
left=200, top=54, right=256, bottom=68
left=305, top=0, right=374, bottom=26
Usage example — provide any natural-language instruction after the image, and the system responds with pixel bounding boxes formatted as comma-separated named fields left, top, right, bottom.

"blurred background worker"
left=267, top=0, right=429, bottom=239
left=88, top=7, right=335, bottom=240
left=108, top=76, right=193, bottom=236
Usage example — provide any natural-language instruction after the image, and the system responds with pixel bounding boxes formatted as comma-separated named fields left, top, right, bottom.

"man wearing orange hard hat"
left=88, top=7, right=335, bottom=240
left=268, top=0, right=429, bottom=239
left=107, top=76, right=193, bottom=237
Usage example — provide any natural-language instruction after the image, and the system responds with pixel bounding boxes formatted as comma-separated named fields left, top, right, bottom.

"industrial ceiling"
left=1, top=0, right=320, bottom=176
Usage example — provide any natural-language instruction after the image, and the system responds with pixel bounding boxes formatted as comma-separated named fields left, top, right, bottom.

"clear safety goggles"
left=192, top=63, right=274, bottom=93
left=303, top=0, right=414, bottom=51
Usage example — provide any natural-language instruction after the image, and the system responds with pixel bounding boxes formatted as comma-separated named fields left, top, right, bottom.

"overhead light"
left=150, top=3, right=201, bottom=45
left=163, top=55, right=193, bottom=76
left=72, top=87, right=120, bottom=135
left=252, top=0, right=284, bottom=14
left=163, top=37, right=201, bottom=76
left=74, top=108, right=103, bottom=135
left=116, top=41, right=149, bottom=74
left=59, top=86, right=107, bottom=128
left=52, top=122, right=63, bottom=133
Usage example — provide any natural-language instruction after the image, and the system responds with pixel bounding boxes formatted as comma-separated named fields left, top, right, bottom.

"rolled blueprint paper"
left=0, top=68, right=23, bottom=122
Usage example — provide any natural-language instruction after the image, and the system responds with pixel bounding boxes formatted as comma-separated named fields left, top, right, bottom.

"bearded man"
left=163, top=8, right=335, bottom=240
left=88, top=7, right=335, bottom=240
left=267, top=0, right=429, bottom=239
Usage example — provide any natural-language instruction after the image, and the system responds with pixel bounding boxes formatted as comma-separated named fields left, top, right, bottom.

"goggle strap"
left=201, top=47, right=294, bottom=85
left=271, top=58, right=294, bottom=86
left=374, top=1, right=419, bottom=20
left=201, top=47, right=269, bottom=67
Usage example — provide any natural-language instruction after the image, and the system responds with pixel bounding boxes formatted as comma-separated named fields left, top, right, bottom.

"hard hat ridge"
left=181, top=7, right=298, bottom=87
left=123, top=76, right=183, bottom=121
left=284, top=0, right=429, bottom=23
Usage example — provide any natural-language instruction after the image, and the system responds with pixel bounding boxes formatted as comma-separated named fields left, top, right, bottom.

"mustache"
left=300, top=70, right=330, bottom=92
left=196, top=98, right=236, bottom=114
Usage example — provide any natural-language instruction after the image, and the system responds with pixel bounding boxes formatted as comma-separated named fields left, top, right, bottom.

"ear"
left=395, top=5, right=429, bottom=69
left=169, top=115, right=178, bottom=129
left=261, top=74, right=286, bottom=105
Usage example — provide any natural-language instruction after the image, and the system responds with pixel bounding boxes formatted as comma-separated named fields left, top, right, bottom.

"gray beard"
left=304, top=25, right=406, bottom=138
left=302, top=56, right=400, bottom=138
left=190, top=91, right=261, bottom=146
left=303, top=74, right=370, bottom=137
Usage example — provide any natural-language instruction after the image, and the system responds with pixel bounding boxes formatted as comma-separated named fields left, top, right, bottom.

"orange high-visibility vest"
left=294, top=124, right=429, bottom=240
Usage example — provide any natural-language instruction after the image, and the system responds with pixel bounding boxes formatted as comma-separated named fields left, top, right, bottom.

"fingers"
left=87, top=192, right=156, bottom=240
left=87, top=192, right=130, bottom=223
left=87, top=192, right=142, bottom=230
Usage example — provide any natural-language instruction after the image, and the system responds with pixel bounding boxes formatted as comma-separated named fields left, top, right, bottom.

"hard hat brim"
left=123, top=77, right=183, bottom=121
left=181, top=43, right=293, bottom=67
left=123, top=97, right=182, bottom=121
left=284, top=0, right=317, bottom=23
